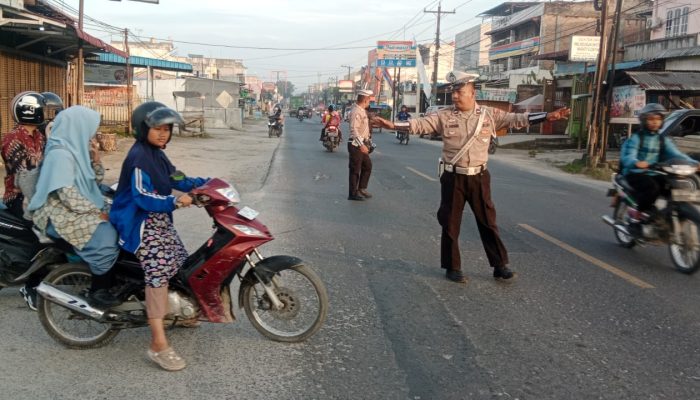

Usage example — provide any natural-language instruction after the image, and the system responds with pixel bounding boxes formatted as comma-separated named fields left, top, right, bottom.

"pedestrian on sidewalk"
left=375, top=71, right=570, bottom=284
left=347, top=89, right=375, bottom=201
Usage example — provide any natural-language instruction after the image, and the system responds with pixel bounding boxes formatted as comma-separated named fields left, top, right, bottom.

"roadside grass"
left=559, top=158, right=615, bottom=181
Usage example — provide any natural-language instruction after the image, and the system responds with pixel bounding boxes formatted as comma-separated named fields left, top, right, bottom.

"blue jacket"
left=109, top=167, right=207, bottom=253
left=620, top=130, right=697, bottom=175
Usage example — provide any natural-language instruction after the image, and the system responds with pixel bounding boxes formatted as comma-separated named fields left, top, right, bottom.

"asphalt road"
left=1, top=116, right=699, bottom=399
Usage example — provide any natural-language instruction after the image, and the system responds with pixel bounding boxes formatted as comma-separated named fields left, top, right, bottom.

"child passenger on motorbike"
left=28, top=106, right=121, bottom=308
left=109, top=102, right=208, bottom=371
left=620, top=103, right=699, bottom=224
left=319, top=104, right=341, bottom=141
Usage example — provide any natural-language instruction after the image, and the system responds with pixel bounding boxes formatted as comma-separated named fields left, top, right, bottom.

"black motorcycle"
left=602, top=159, right=700, bottom=274
left=268, top=116, right=283, bottom=138
left=488, top=136, right=498, bottom=154
left=396, top=130, right=409, bottom=145
left=0, top=184, right=118, bottom=294
left=0, top=209, right=52, bottom=291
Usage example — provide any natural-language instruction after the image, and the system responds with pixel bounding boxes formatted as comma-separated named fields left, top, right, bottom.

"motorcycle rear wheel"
left=242, top=265, right=328, bottom=343
left=669, top=218, right=700, bottom=274
left=37, top=263, right=118, bottom=349
left=613, top=202, right=636, bottom=248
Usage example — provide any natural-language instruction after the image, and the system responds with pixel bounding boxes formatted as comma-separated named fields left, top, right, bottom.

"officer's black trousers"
left=348, top=143, right=372, bottom=197
left=438, top=170, right=509, bottom=271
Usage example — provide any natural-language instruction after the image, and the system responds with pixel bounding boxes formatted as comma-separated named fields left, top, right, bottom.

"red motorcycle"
left=35, top=178, right=328, bottom=348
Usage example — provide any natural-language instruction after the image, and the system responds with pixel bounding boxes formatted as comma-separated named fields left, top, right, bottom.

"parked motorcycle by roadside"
left=35, top=178, right=328, bottom=348
left=602, top=159, right=700, bottom=274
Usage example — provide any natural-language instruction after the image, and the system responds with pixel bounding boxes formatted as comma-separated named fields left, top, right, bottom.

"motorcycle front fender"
left=238, top=255, right=304, bottom=307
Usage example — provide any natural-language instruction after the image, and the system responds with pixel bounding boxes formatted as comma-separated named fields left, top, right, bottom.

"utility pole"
left=587, top=0, right=610, bottom=167
left=341, top=65, right=352, bottom=80
left=76, top=0, right=84, bottom=105
left=602, top=0, right=624, bottom=163
left=125, top=28, right=132, bottom=136
left=424, top=1, right=455, bottom=106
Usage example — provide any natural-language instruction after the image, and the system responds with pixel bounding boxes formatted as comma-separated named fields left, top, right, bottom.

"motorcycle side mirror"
left=170, top=170, right=186, bottom=182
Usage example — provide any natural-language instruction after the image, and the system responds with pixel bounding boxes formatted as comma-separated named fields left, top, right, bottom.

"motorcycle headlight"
left=663, top=165, right=697, bottom=176
left=216, top=187, right=241, bottom=203
left=232, top=224, right=265, bottom=237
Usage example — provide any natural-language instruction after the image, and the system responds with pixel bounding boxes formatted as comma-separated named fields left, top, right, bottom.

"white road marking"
left=406, top=166, right=437, bottom=182
left=519, top=223, right=655, bottom=289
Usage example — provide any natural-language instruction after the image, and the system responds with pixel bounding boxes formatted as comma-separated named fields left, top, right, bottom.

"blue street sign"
left=377, top=59, right=416, bottom=67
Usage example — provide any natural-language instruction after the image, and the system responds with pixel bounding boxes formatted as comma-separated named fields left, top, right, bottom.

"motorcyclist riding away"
left=320, top=105, right=341, bottom=141
left=620, top=103, right=699, bottom=226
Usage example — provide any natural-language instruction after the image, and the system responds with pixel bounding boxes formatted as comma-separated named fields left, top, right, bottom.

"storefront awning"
left=554, top=60, right=644, bottom=76
left=90, top=52, right=193, bottom=73
left=626, top=71, right=700, bottom=91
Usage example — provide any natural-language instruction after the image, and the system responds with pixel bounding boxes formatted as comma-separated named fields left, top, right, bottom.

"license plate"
left=238, top=206, right=259, bottom=220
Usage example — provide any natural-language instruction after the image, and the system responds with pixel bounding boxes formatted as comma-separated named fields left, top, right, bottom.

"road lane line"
left=518, top=223, right=655, bottom=289
left=406, top=166, right=437, bottom=182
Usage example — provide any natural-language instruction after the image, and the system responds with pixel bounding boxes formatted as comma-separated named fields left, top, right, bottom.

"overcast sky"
left=57, top=0, right=506, bottom=89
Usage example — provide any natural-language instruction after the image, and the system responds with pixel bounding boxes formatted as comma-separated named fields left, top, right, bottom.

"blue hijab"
left=116, top=125, right=175, bottom=198
left=28, top=106, right=104, bottom=211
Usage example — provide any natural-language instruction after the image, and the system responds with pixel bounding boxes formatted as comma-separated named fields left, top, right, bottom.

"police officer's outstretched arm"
left=373, top=114, right=439, bottom=136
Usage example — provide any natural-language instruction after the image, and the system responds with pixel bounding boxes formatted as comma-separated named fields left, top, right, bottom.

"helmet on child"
left=131, top=101, right=184, bottom=143
left=638, top=103, right=666, bottom=124
left=11, top=91, right=46, bottom=125
left=328, top=105, right=334, bottom=112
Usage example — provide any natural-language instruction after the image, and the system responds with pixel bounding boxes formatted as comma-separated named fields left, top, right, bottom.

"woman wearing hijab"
left=28, top=106, right=121, bottom=308
left=110, top=102, right=207, bottom=372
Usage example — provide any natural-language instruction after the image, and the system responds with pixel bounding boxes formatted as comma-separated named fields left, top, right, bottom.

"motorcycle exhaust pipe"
left=35, top=282, right=105, bottom=320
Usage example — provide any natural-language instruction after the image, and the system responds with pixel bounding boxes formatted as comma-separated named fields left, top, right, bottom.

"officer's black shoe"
left=493, top=266, right=516, bottom=282
left=87, top=289, right=122, bottom=308
left=446, top=269, right=468, bottom=284
left=347, top=195, right=364, bottom=201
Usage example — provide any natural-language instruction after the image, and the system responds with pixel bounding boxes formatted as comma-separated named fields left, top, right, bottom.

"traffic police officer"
left=376, top=71, right=570, bottom=283
left=347, top=89, right=375, bottom=201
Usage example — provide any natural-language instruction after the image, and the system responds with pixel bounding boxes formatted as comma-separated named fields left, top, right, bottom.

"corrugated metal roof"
left=626, top=71, right=700, bottom=91
left=90, top=53, right=193, bottom=72
left=652, top=46, right=700, bottom=60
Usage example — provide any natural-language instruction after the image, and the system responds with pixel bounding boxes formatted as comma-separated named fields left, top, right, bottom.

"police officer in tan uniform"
left=347, top=89, right=375, bottom=201
left=376, top=71, right=570, bottom=283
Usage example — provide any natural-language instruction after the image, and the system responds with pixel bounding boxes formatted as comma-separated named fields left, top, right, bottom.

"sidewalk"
left=104, top=118, right=279, bottom=192
left=0, top=118, right=279, bottom=198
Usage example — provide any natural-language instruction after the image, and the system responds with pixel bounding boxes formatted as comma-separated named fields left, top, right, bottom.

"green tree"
left=276, top=81, right=296, bottom=98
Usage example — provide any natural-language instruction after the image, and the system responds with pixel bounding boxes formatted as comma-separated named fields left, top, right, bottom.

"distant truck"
left=289, top=97, right=304, bottom=116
